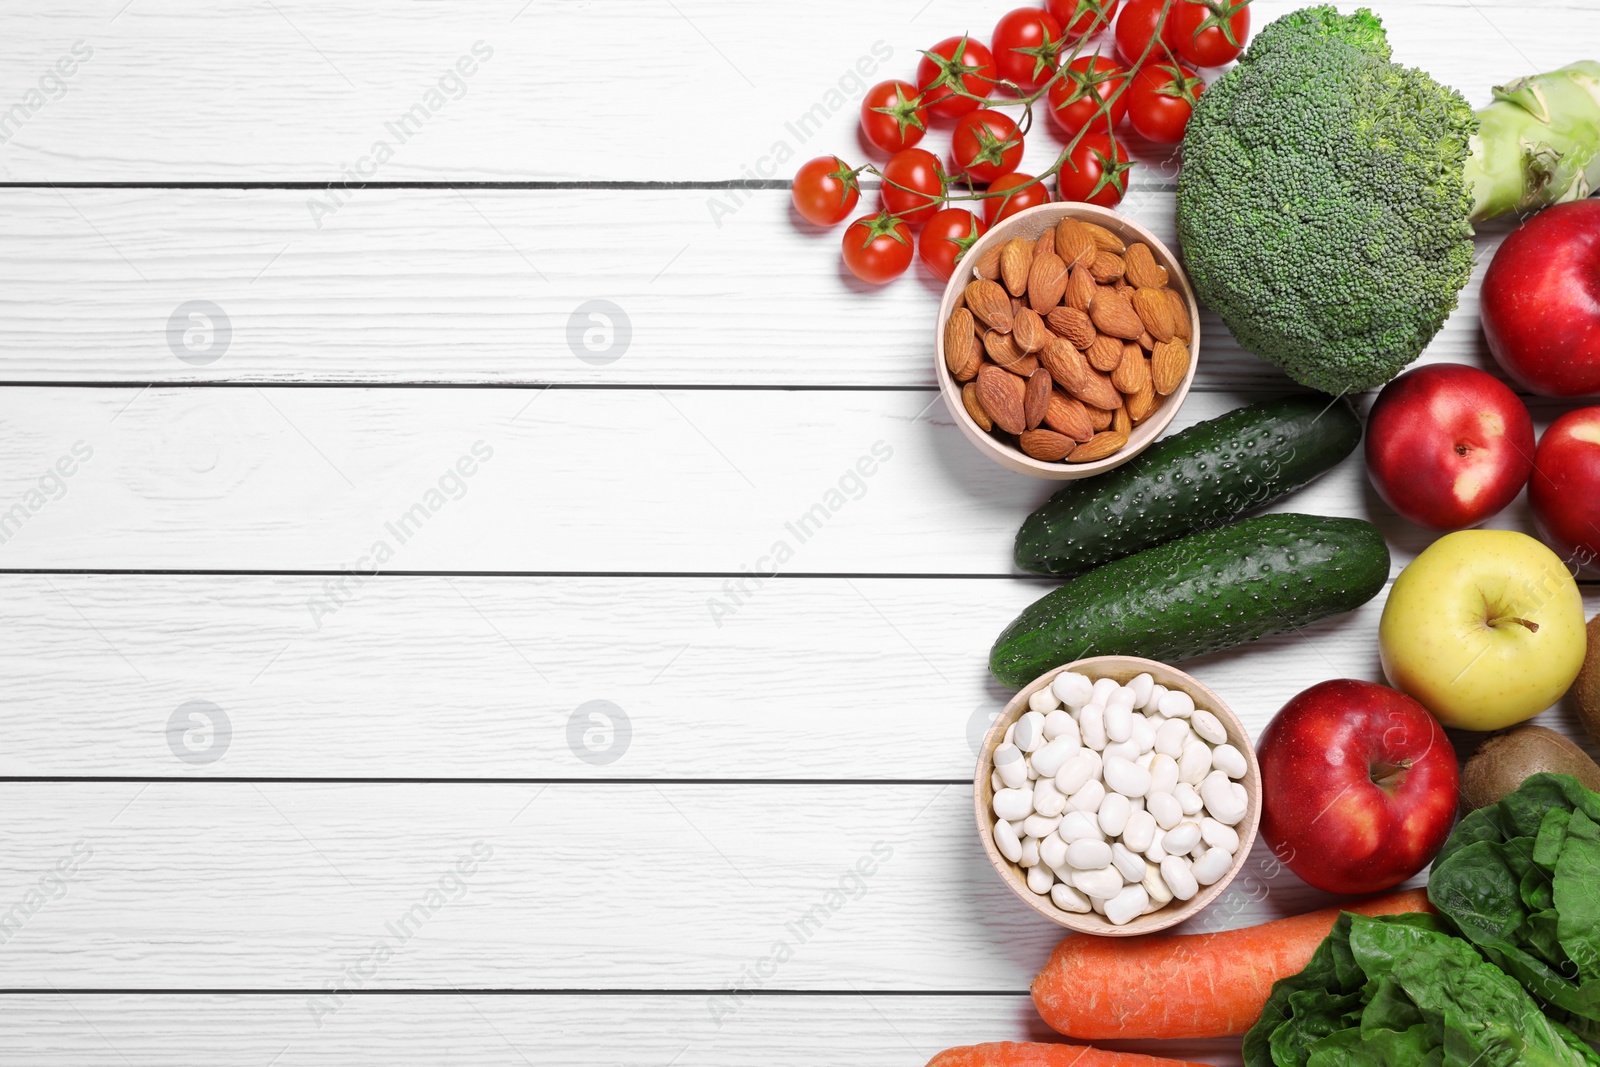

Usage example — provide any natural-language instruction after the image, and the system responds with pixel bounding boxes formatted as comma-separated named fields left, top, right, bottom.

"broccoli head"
left=1175, top=6, right=1477, bottom=395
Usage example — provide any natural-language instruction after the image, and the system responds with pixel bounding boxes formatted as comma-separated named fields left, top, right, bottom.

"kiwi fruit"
left=1573, top=614, right=1600, bottom=748
left=1461, top=724, right=1600, bottom=811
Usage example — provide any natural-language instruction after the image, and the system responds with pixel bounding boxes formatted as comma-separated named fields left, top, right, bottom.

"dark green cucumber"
left=1014, top=394, right=1362, bottom=576
left=990, top=514, right=1389, bottom=687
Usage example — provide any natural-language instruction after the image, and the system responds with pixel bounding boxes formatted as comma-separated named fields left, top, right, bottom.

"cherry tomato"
left=915, top=36, right=997, bottom=120
left=950, top=110, right=1024, bottom=183
left=1046, top=55, right=1130, bottom=136
left=879, top=147, right=946, bottom=225
left=860, top=80, right=928, bottom=155
left=918, top=208, right=988, bottom=280
left=1127, top=61, right=1204, bottom=143
left=1056, top=131, right=1132, bottom=207
left=1115, top=0, right=1172, bottom=66
left=841, top=213, right=915, bottom=284
left=1047, top=0, right=1121, bottom=40
left=1168, top=0, right=1250, bottom=67
left=791, top=155, right=861, bottom=226
left=983, top=173, right=1050, bottom=226
left=991, top=8, right=1065, bottom=93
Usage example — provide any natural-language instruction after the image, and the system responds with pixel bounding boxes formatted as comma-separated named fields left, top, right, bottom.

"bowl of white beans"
left=974, top=656, right=1261, bottom=936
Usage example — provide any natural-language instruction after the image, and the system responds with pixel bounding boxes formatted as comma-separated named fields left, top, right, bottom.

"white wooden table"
left=0, top=2, right=1595, bottom=1063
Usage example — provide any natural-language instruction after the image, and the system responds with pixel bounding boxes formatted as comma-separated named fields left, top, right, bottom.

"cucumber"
left=1014, top=394, right=1362, bottom=576
left=990, top=514, right=1389, bottom=687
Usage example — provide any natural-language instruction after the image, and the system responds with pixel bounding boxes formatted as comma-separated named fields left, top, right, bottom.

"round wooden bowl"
left=974, top=656, right=1261, bottom=935
left=935, top=203, right=1201, bottom=479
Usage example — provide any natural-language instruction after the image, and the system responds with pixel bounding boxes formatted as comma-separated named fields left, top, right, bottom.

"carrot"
left=926, top=1042, right=1210, bottom=1067
left=1031, top=887, right=1433, bottom=1040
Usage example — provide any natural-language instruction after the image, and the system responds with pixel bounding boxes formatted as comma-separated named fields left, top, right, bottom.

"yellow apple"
left=1379, top=530, right=1587, bottom=730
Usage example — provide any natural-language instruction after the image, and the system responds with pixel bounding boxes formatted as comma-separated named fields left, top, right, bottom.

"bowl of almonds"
left=936, top=203, right=1200, bottom=479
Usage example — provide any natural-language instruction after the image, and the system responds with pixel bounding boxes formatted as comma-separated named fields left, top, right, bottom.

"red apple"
left=1529, top=405, right=1600, bottom=574
left=1482, top=199, right=1600, bottom=396
left=1257, top=679, right=1458, bottom=895
left=1364, top=363, right=1535, bottom=530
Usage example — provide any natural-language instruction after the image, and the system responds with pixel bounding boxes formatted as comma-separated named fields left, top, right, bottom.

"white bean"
left=1131, top=713, right=1156, bottom=754
left=1163, top=820, right=1202, bottom=854
left=1142, top=860, right=1173, bottom=904
left=1142, top=894, right=1166, bottom=915
left=1032, top=777, right=1066, bottom=818
left=1142, top=682, right=1168, bottom=711
left=1031, top=736, right=1081, bottom=779
left=1067, top=778, right=1106, bottom=814
left=1051, top=881, right=1093, bottom=913
left=1201, top=770, right=1248, bottom=825
left=1059, top=811, right=1103, bottom=843
left=1179, top=740, right=1213, bottom=785
left=1021, top=813, right=1060, bottom=838
left=993, top=787, right=1034, bottom=821
left=1027, top=863, right=1056, bottom=895
left=1147, top=790, right=1183, bottom=830
left=1090, top=676, right=1120, bottom=707
left=1027, top=762, right=1039, bottom=780
left=1122, top=809, right=1157, bottom=853
left=1136, top=750, right=1156, bottom=771
left=1072, top=865, right=1123, bottom=900
left=1051, top=671, right=1094, bottom=708
left=1155, top=717, right=1191, bottom=758
left=1055, top=753, right=1098, bottom=795
left=1015, top=711, right=1047, bottom=752
left=1019, top=836, right=1040, bottom=868
left=1145, top=830, right=1168, bottom=863
left=1003, top=722, right=1016, bottom=747
left=1105, top=884, right=1149, bottom=926
left=994, top=818, right=1023, bottom=863
left=1111, top=842, right=1146, bottom=882
left=1091, top=895, right=1107, bottom=916
left=990, top=769, right=1004, bottom=793
left=994, top=743, right=1028, bottom=789
left=1128, top=672, right=1154, bottom=709
left=1161, top=856, right=1199, bottom=900
left=1103, top=756, right=1152, bottom=798
left=1039, top=831, right=1069, bottom=870
left=1104, top=702, right=1133, bottom=743
left=1192, top=846, right=1233, bottom=886
left=1079, top=703, right=1107, bottom=751
left=1201, top=817, right=1240, bottom=853
left=1103, top=739, right=1141, bottom=764
left=1098, top=791, right=1131, bottom=837
left=1191, top=708, right=1227, bottom=745
left=1158, top=689, right=1195, bottom=719
left=1029, top=687, right=1061, bottom=714
left=1066, top=838, right=1113, bottom=870
left=1212, top=743, right=1247, bottom=779
left=1042, top=709, right=1079, bottom=744
left=1148, top=753, right=1180, bottom=796
left=1174, top=782, right=1204, bottom=817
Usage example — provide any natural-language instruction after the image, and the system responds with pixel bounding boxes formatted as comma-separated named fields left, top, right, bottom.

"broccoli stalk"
left=1466, top=61, right=1600, bottom=222
left=1175, top=6, right=1600, bottom=395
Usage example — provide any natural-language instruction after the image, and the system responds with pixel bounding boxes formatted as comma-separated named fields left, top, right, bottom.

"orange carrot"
left=1031, top=887, right=1433, bottom=1040
left=926, top=1042, right=1210, bottom=1067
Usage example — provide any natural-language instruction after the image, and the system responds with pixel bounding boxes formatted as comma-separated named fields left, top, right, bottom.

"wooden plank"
left=0, top=780, right=1427, bottom=990
left=3, top=574, right=1598, bottom=780
left=0, top=187, right=1519, bottom=388
left=0, top=993, right=1245, bottom=1066
left=0, top=385, right=1577, bottom=573
left=0, top=0, right=1587, bottom=181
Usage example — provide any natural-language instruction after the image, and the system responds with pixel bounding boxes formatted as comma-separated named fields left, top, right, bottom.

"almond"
left=1046, top=306, right=1096, bottom=350
left=1065, top=264, right=1097, bottom=312
left=984, top=328, right=1024, bottom=367
left=1000, top=354, right=1039, bottom=377
left=1088, top=290, right=1144, bottom=340
left=1123, top=242, right=1168, bottom=289
left=1081, top=220, right=1126, bottom=254
left=1068, top=430, right=1128, bottom=463
left=1164, top=287, right=1192, bottom=340
left=976, top=364, right=1027, bottom=435
left=1111, top=343, right=1151, bottom=394
left=1024, top=368, right=1053, bottom=430
left=1088, top=250, right=1126, bottom=284
left=1151, top=339, right=1190, bottom=395
left=1054, top=218, right=1097, bottom=269
left=962, top=381, right=994, bottom=432
left=943, top=308, right=982, bottom=380
left=1027, top=252, right=1069, bottom=314
left=1086, top=334, right=1125, bottom=373
left=1038, top=337, right=1093, bottom=393
left=973, top=243, right=1003, bottom=282
left=1132, top=287, right=1178, bottom=342
left=964, top=280, right=1013, bottom=333
left=1012, top=306, right=1048, bottom=353
left=1020, top=428, right=1076, bottom=462
left=1044, top=390, right=1095, bottom=442
left=1113, top=402, right=1131, bottom=437
left=1126, top=380, right=1157, bottom=423
left=1034, top=230, right=1057, bottom=262
left=1137, top=330, right=1156, bottom=351
left=1070, top=368, right=1122, bottom=411
left=1085, top=403, right=1113, bottom=431
left=999, top=238, right=1033, bottom=297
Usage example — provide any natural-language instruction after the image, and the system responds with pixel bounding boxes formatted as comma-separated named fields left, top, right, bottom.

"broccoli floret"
left=1176, top=6, right=1477, bottom=395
